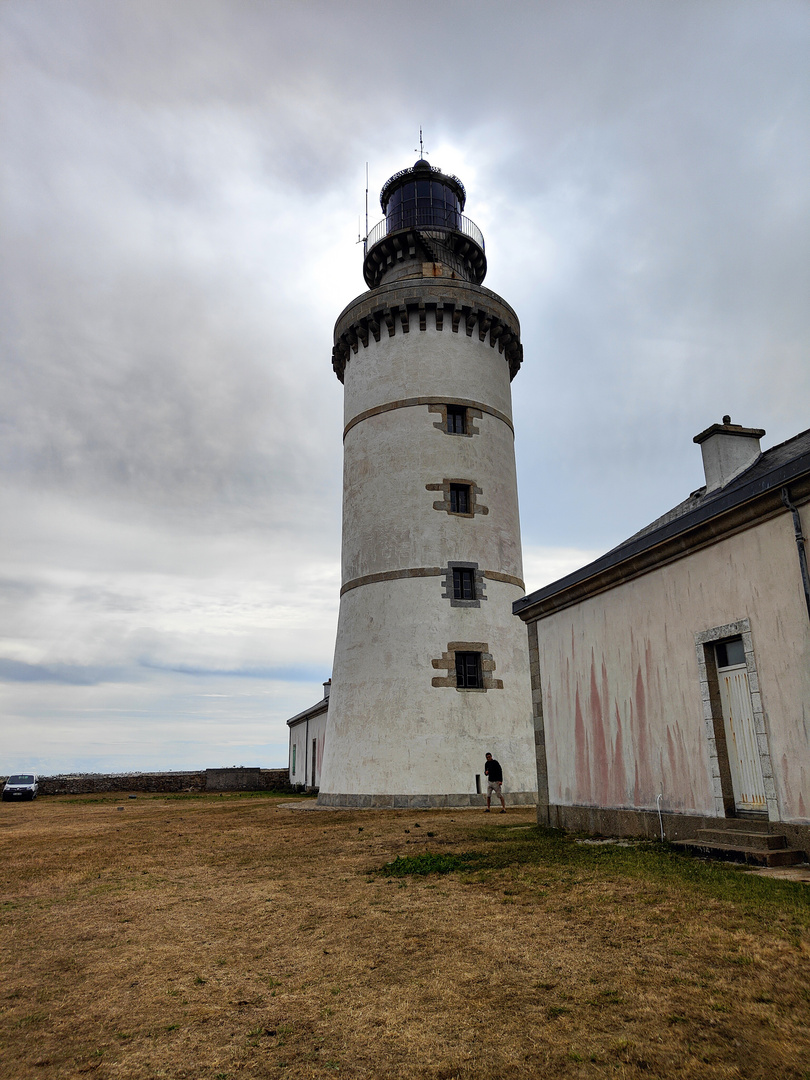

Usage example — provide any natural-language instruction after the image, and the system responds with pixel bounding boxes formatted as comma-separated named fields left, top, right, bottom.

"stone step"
left=694, top=829, right=787, bottom=851
left=672, top=837, right=805, bottom=868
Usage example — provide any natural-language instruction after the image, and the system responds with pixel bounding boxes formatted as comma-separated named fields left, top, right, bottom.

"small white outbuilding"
left=287, top=681, right=330, bottom=791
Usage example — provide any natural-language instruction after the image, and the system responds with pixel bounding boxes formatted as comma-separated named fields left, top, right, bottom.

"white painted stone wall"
left=289, top=707, right=328, bottom=789
left=343, top=311, right=515, bottom=424
left=535, top=505, right=810, bottom=823
left=320, top=300, right=537, bottom=803
left=326, top=578, right=536, bottom=796
left=341, top=405, right=522, bottom=584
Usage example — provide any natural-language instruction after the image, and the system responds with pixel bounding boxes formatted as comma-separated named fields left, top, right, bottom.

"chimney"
left=693, top=415, right=765, bottom=493
left=323, top=678, right=332, bottom=700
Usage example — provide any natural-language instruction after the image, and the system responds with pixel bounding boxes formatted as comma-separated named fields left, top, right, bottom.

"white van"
left=2, top=774, right=39, bottom=801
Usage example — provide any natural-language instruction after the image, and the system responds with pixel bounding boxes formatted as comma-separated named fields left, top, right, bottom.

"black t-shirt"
left=485, top=758, right=503, bottom=782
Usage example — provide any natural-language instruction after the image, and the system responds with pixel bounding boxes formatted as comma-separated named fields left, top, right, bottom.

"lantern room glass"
left=385, top=180, right=462, bottom=233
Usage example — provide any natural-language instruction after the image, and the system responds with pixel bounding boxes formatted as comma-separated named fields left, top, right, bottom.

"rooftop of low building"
left=514, top=424, right=810, bottom=619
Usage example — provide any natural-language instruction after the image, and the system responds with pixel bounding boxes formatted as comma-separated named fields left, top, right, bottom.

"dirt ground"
left=1, top=793, right=809, bottom=1080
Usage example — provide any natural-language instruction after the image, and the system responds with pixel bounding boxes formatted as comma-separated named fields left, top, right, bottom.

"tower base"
left=317, top=791, right=536, bottom=809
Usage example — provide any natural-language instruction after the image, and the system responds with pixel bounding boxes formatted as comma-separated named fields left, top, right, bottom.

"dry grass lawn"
left=1, top=793, right=809, bottom=1079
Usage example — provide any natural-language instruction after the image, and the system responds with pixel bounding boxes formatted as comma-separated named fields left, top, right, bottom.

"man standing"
left=484, top=753, right=506, bottom=813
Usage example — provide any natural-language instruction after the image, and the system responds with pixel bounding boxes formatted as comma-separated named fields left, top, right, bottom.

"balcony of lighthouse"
left=363, top=212, right=486, bottom=288
left=362, top=166, right=487, bottom=289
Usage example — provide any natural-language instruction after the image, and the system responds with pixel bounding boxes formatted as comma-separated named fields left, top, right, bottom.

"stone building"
left=514, top=418, right=810, bottom=858
left=313, top=158, right=537, bottom=808
left=287, top=681, right=330, bottom=791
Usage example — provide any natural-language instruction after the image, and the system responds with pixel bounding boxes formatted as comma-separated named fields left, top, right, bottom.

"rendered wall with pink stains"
left=535, top=504, right=810, bottom=824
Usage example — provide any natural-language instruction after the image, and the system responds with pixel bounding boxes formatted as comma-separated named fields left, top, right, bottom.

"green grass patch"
left=370, top=824, right=810, bottom=929
left=470, top=825, right=810, bottom=927
left=375, top=851, right=486, bottom=877
left=548, top=1005, right=571, bottom=1018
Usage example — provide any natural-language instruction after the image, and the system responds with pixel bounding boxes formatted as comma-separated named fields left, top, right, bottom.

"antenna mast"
left=358, top=163, right=369, bottom=252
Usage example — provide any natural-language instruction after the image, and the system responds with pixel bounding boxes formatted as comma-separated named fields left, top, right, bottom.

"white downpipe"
left=656, top=793, right=665, bottom=842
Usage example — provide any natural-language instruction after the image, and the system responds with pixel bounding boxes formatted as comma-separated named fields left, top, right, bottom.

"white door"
left=717, top=661, right=766, bottom=813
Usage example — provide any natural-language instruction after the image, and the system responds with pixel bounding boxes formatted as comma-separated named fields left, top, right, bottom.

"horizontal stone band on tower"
left=339, top=566, right=526, bottom=597
left=332, top=279, right=523, bottom=383
left=343, top=396, right=514, bottom=439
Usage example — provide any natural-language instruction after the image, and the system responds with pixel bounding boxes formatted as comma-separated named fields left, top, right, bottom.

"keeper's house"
left=287, top=681, right=330, bottom=791
left=514, top=418, right=810, bottom=859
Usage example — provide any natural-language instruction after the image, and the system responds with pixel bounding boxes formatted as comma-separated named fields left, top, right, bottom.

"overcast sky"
left=2, top=0, right=808, bottom=775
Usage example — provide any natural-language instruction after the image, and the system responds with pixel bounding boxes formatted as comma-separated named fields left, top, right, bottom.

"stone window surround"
left=441, top=561, right=486, bottom=608
left=694, top=618, right=779, bottom=821
left=427, top=402, right=482, bottom=438
left=427, top=478, right=488, bottom=517
left=431, top=641, right=503, bottom=691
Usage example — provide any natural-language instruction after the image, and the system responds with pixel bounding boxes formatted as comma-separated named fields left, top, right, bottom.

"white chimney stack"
left=693, top=415, right=765, bottom=493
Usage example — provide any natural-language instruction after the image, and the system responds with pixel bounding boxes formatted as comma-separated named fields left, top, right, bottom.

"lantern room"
left=362, top=159, right=486, bottom=289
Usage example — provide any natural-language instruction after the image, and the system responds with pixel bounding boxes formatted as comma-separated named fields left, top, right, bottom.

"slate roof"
left=616, top=427, right=810, bottom=548
left=514, top=426, right=810, bottom=618
left=286, top=696, right=329, bottom=728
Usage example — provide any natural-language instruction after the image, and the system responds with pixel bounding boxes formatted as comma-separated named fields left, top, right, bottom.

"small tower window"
left=441, top=562, right=484, bottom=607
left=427, top=479, right=486, bottom=516
left=428, top=403, right=481, bottom=438
left=431, top=641, right=503, bottom=691
left=453, top=567, right=476, bottom=600
left=446, top=406, right=467, bottom=434
left=455, top=652, right=482, bottom=689
left=449, top=484, right=470, bottom=514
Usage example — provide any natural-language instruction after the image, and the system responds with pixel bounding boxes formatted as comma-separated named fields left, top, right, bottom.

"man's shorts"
left=487, top=780, right=502, bottom=796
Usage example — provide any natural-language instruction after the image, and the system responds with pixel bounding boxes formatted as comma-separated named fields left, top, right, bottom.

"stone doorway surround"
left=694, top=618, right=779, bottom=822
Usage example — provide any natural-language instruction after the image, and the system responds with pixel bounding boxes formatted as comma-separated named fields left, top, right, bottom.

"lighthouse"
left=317, top=157, right=537, bottom=808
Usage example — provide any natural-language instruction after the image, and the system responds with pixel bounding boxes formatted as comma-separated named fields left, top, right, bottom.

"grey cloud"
left=0, top=658, right=125, bottom=684
left=1, top=0, right=808, bottom=770
left=138, top=659, right=326, bottom=682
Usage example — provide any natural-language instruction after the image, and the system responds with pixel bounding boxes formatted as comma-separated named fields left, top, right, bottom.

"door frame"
left=716, top=655, right=766, bottom=813
left=694, top=618, right=778, bottom=821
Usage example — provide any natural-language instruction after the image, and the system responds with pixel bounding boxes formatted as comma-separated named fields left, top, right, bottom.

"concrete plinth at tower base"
left=317, top=791, right=536, bottom=809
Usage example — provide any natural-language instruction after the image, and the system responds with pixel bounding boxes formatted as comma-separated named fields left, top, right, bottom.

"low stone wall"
left=35, top=772, right=206, bottom=795
left=205, top=768, right=291, bottom=792
left=1, top=769, right=292, bottom=796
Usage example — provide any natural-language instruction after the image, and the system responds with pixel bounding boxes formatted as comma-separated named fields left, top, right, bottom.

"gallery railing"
left=364, top=214, right=485, bottom=257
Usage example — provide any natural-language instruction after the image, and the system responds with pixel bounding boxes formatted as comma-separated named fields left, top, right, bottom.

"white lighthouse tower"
left=318, top=157, right=536, bottom=808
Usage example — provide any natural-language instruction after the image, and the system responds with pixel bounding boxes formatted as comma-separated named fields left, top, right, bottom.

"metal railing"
left=364, top=214, right=485, bottom=257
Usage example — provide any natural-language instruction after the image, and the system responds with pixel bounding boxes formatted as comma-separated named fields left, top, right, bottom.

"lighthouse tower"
left=318, top=157, right=537, bottom=808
